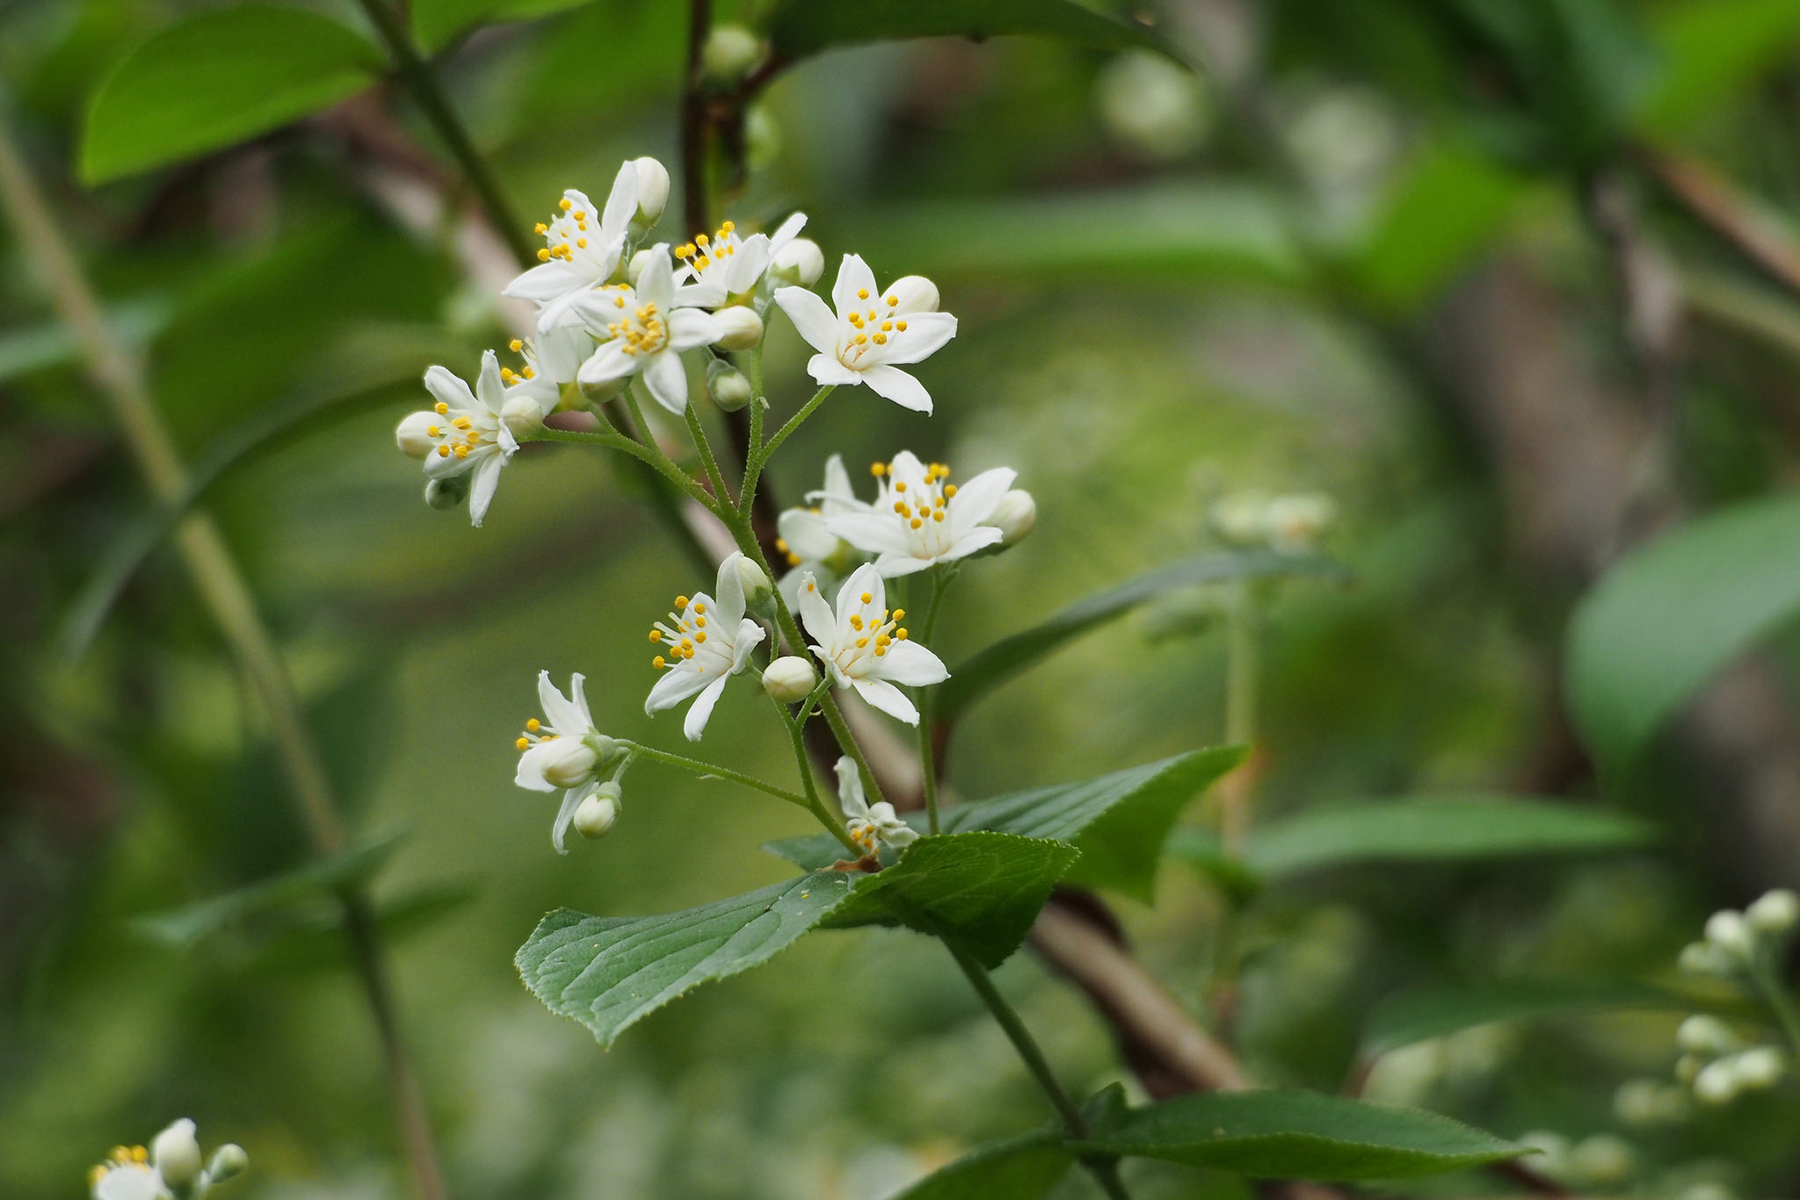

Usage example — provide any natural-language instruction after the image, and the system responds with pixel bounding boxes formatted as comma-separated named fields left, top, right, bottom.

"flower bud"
left=1210, top=492, right=1269, bottom=546
left=701, top=25, right=765, bottom=84
left=396, top=411, right=439, bottom=459
left=631, top=157, right=670, bottom=228
left=1747, top=888, right=1799, bottom=935
left=151, top=1120, right=202, bottom=1191
left=1677, top=1015, right=1739, bottom=1055
left=735, top=555, right=775, bottom=617
left=574, top=782, right=622, bottom=839
left=763, top=656, right=817, bottom=703
left=1706, top=910, right=1755, bottom=962
left=1569, top=1135, right=1633, bottom=1185
left=628, top=248, right=655, bottom=287
left=1693, top=1058, right=1739, bottom=1105
left=502, top=394, right=545, bottom=439
left=714, top=305, right=765, bottom=351
left=707, top=359, right=754, bottom=411
left=425, top=473, right=468, bottom=511
left=988, top=489, right=1037, bottom=546
left=207, top=1144, right=249, bottom=1184
left=1265, top=492, right=1336, bottom=554
left=540, top=738, right=600, bottom=789
left=1731, top=1045, right=1785, bottom=1090
left=885, top=275, right=939, bottom=314
left=580, top=374, right=628, bottom=403
left=771, top=237, right=824, bottom=287
left=1678, top=940, right=1726, bottom=975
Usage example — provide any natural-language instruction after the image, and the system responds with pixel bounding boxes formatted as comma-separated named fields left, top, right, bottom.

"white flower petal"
left=503, top=259, right=588, bottom=304
left=552, top=782, right=595, bottom=854
left=873, top=311, right=956, bottom=366
left=873, top=552, right=934, bottom=578
left=834, top=754, right=868, bottom=820
left=731, top=619, right=766, bottom=673
left=538, top=670, right=586, bottom=731
left=683, top=674, right=731, bottom=741
left=515, top=739, right=563, bottom=792
left=836, top=562, right=886, bottom=623
left=668, top=307, right=723, bottom=351
left=885, top=274, right=940, bottom=314
left=826, top=512, right=914, bottom=556
left=775, top=286, right=839, bottom=354
left=602, top=166, right=637, bottom=235
left=474, top=349, right=507, bottom=413
left=796, top=572, right=836, bottom=647
left=872, top=638, right=948, bottom=686
left=779, top=509, right=839, bottom=562
left=807, top=354, right=863, bottom=388
left=945, top=466, right=1017, bottom=533
left=94, top=1165, right=164, bottom=1200
left=638, top=245, right=675, bottom=310
left=578, top=340, right=640, bottom=386
left=943, top=526, right=1004, bottom=562
left=820, top=453, right=858, bottom=512
left=423, top=365, right=477, bottom=411
left=852, top=677, right=919, bottom=725
left=859, top=364, right=933, bottom=413
left=641, top=350, right=689, bottom=414
left=467, top=450, right=507, bottom=527
left=646, top=663, right=713, bottom=713
left=770, top=211, right=807, bottom=249
left=832, top=254, right=879, bottom=317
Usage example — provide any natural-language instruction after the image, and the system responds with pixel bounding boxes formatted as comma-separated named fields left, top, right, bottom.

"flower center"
left=533, top=196, right=599, bottom=264
left=876, top=459, right=959, bottom=555
left=425, top=399, right=496, bottom=461
left=675, top=221, right=739, bottom=278
left=833, top=589, right=908, bottom=678
left=596, top=287, right=668, bottom=357
left=648, top=594, right=724, bottom=672
left=838, top=288, right=911, bottom=368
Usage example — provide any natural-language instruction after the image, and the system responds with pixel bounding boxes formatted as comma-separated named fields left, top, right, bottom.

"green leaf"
left=1191, top=798, right=1657, bottom=879
left=133, top=831, right=407, bottom=949
left=887, top=1131, right=1072, bottom=1200
left=517, top=873, right=857, bottom=1047
left=1638, top=0, right=1800, bottom=137
left=411, top=0, right=594, bottom=55
left=770, top=749, right=1244, bottom=901
left=1075, top=1090, right=1528, bottom=1180
left=937, top=551, right=1348, bottom=727
left=1363, top=979, right=1682, bottom=1056
left=0, top=300, right=167, bottom=383
left=1565, top=492, right=1800, bottom=776
left=82, top=5, right=384, bottom=183
left=766, top=0, right=1172, bottom=63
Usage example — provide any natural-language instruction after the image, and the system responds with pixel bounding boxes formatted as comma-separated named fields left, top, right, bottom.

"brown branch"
left=1638, top=144, right=1800, bottom=296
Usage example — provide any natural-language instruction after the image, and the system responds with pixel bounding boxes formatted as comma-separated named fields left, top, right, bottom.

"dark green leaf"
left=82, top=5, right=384, bottom=183
left=1566, top=493, right=1800, bottom=775
left=937, top=552, right=1348, bottom=726
left=767, top=0, right=1172, bottom=63
left=411, top=0, right=595, bottom=54
left=887, top=1131, right=1072, bottom=1200
left=1363, top=979, right=1682, bottom=1056
left=1637, top=0, right=1800, bottom=136
left=1349, top=143, right=1526, bottom=309
left=1075, top=1090, right=1527, bottom=1180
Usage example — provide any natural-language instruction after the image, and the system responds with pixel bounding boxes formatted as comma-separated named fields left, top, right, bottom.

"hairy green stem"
left=916, top=568, right=955, bottom=835
left=774, top=704, right=860, bottom=854
left=535, top=424, right=718, bottom=511
left=684, top=399, right=733, bottom=506
left=745, top=383, right=834, bottom=495
left=619, top=741, right=809, bottom=809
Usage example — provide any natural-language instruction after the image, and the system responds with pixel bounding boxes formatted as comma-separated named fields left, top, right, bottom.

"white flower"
left=504, top=161, right=643, bottom=330
left=774, top=256, right=956, bottom=412
left=515, top=671, right=615, bottom=853
left=771, top=236, right=824, bottom=287
left=570, top=246, right=723, bottom=414
left=776, top=453, right=869, bottom=571
left=796, top=562, right=948, bottom=724
left=90, top=1120, right=237, bottom=1200
left=645, top=551, right=768, bottom=740
left=674, top=213, right=807, bottom=309
left=825, top=451, right=1015, bottom=577
left=987, top=489, right=1037, bottom=546
left=1747, top=888, right=1800, bottom=934
left=835, top=754, right=918, bottom=856
left=399, top=351, right=555, bottom=527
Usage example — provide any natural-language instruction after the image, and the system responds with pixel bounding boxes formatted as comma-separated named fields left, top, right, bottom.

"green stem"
left=917, top=568, right=955, bottom=835
left=684, top=398, right=733, bottom=508
left=739, top=343, right=766, bottom=518
left=1751, top=957, right=1800, bottom=1059
left=1220, top=583, right=1260, bottom=854
left=774, top=703, right=861, bottom=855
left=534, top=424, right=718, bottom=511
left=620, top=741, right=809, bottom=809
left=744, top=383, right=834, bottom=496
left=353, top=0, right=535, bottom=266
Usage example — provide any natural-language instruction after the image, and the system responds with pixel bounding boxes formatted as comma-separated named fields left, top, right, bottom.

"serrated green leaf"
left=1074, top=1090, right=1527, bottom=1180
left=888, top=1131, right=1072, bottom=1200
left=1363, top=979, right=1681, bottom=1056
left=82, top=6, right=384, bottom=184
left=1566, top=492, right=1800, bottom=776
left=1638, top=0, right=1800, bottom=137
left=410, top=0, right=594, bottom=54
left=133, top=830, right=407, bottom=949
left=937, top=552, right=1348, bottom=727
left=766, top=0, right=1172, bottom=63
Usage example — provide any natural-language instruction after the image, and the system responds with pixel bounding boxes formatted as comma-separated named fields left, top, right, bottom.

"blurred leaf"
left=411, top=0, right=594, bottom=54
left=1074, top=1091, right=1527, bottom=1179
left=0, top=299, right=167, bottom=383
left=1349, top=143, right=1527, bottom=309
left=766, top=0, right=1172, bottom=62
left=1637, top=0, right=1800, bottom=137
left=517, top=873, right=857, bottom=1047
left=769, top=748, right=1244, bottom=901
left=82, top=5, right=384, bottom=183
left=936, top=552, right=1348, bottom=726
left=1566, top=493, right=1800, bottom=775
left=1184, top=798, right=1658, bottom=878
left=234, top=881, right=482, bottom=974
left=888, top=1131, right=1072, bottom=1199
left=132, top=830, right=406, bottom=949
left=826, top=832, right=1080, bottom=968
left=1363, top=979, right=1681, bottom=1056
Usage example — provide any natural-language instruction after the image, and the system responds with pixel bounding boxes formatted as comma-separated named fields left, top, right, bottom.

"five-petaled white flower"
left=774, top=255, right=956, bottom=413
left=504, top=161, right=642, bottom=331
left=835, top=755, right=918, bottom=857
left=645, top=551, right=768, bottom=740
left=674, top=212, right=808, bottom=308
left=396, top=351, right=555, bottom=527
left=826, top=451, right=1016, bottom=577
left=516, top=671, right=616, bottom=853
left=797, top=562, right=948, bottom=725
left=777, top=452, right=869, bottom=569
left=570, top=246, right=723, bottom=414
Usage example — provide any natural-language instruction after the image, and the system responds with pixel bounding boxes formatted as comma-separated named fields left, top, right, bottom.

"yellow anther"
left=896, top=320, right=908, bottom=331
left=696, top=632, right=707, bottom=643
left=615, top=294, right=626, bottom=308
left=887, top=294, right=898, bottom=305
left=455, top=444, right=470, bottom=459
left=537, top=248, right=551, bottom=261
left=535, top=223, right=547, bottom=234
left=856, top=637, right=869, bottom=648
left=526, top=718, right=540, bottom=732
left=873, top=333, right=887, bottom=344
left=861, top=592, right=873, bottom=604
left=577, top=238, right=588, bottom=248
left=436, top=445, right=450, bottom=457
left=693, top=602, right=705, bottom=613
left=695, top=616, right=706, bottom=627
left=516, top=737, right=530, bottom=751
left=427, top=425, right=440, bottom=437
left=678, top=244, right=695, bottom=258
left=786, top=552, right=801, bottom=566
left=775, top=537, right=789, bottom=552
left=654, top=655, right=666, bottom=669
left=501, top=367, right=516, bottom=381
left=855, top=333, right=867, bottom=344
left=453, top=416, right=473, bottom=429
left=892, top=608, right=905, bottom=619
left=676, top=595, right=689, bottom=608
left=910, top=517, right=922, bottom=529
left=895, top=481, right=907, bottom=492
left=850, top=614, right=864, bottom=630
left=944, top=484, right=957, bottom=497
left=559, top=197, right=572, bottom=211
left=649, top=630, right=662, bottom=642
left=435, top=401, right=448, bottom=415
left=857, top=288, right=869, bottom=299
left=897, top=628, right=909, bottom=639
left=881, top=322, right=893, bottom=331
left=932, top=510, right=945, bottom=522
left=894, top=501, right=909, bottom=515
left=695, top=233, right=709, bottom=246
left=574, top=210, right=586, bottom=221
left=871, top=462, right=886, bottom=476
left=509, top=338, right=524, bottom=352
left=721, top=220, right=735, bottom=233
left=132, top=1148, right=149, bottom=1164
left=522, top=367, right=535, bottom=379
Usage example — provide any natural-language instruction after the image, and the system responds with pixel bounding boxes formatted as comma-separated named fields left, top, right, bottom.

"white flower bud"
left=1706, top=910, right=1755, bottom=962
left=1746, top=889, right=1799, bottom=935
left=1210, top=492, right=1269, bottom=546
left=763, top=656, right=817, bottom=703
left=1570, top=1135, right=1633, bottom=1185
left=1265, top=492, right=1336, bottom=554
left=771, top=237, right=824, bottom=287
left=1693, top=1058, right=1739, bottom=1104
left=700, top=25, right=765, bottom=83
left=628, top=248, right=655, bottom=286
left=539, top=738, right=600, bottom=789
left=1679, top=940, right=1727, bottom=975
left=395, top=411, right=439, bottom=459
left=735, top=555, right=774, bottom=616
left=713, top=305, right=764, bottom=351
left=885, top=274, right=939, bottom=314
left=1730, top=1046, right=1784, bottom=1090
left=1677, top=1015, right=1740, bottom=1055
left=425, top=474, right=467, bottom=511
left=151, top=1120, right=203, bottom=1191
left=207, top=1144, right=249, bottom=1184
left=502, top=394, right=545, bottom=439
left=631, top=157, right=670, bottom=228
left=710, top=369, right=753, bottom=411
left=574, top=782, right=621, bottom=839
left=987, top=489, right=1037, bottom=546
left=581, top=374, right=628, bottom=403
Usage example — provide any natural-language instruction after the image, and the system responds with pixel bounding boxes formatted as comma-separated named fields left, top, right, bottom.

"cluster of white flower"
left=1670, top=889, right=1798, bottom=1104
left=1209, top=490, right=1335, bottom=555
left=1674, top=1015, right=1785, bottom=1105
left=89, top=1120, right=245, bottom=1200
left=1515, top=1130, right=1634, bottom=1192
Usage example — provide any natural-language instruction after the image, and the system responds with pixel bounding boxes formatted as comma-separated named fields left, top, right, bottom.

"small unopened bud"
left=763, top=656, right=817, bottom=703
left=1732, top=1045, right=1785, bottom=1090
left=1693, top=1058, right=1739, bottom=1104
left=771, top=237, right=824, bottom=287
left=1570, top=1135, right=1633, bottom=1185
left=540, top=738, right=600, bottom=789
left=1210, top=492, right=1268, bottom=546
left=574, top=781, right=622, bottom=839
left=502, top=394, right=545, bottom=439
left=425, top=474, right=468, bottom=511
left=580, top=374, right=628, bottom=403
left=151, top=1120, right=202, bottom=1191
left=631, top=157, right=670, bottom=228
left=701, top=25, right=765, bottom=83
left=396, top=411, right=439, bottom=459
left=734, top=555, right=774, bottom=617
left=628, top=248, right=655, bottom=286
left=1265, top=492, right=1336, bottom=554
left=714, top=305, right=764, bottom=351
left=207, top=1143, right=249, bottom=1184
left=1706, top=910, right=1755, bottom=962
left=1677, top=1015, right=1740, bottom=1056
left=708, top=366, right=754, bottom=412
left=1679, top=940, right=1726, bottom=975
left=1747, top=889, right=1799, bottom=935
left=988, top=489, right=1037, bottom=546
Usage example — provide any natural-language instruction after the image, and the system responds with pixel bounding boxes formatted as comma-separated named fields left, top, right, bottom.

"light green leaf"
left=1638, top=0, right=1800, bottom=137
left=0, top=300, right=168, bottom=383
left=766, top=0, right=1172, bottom=62
left=82, top=5, right=384, bottom=183
left=1350, top=143, right=1527, bottom=310
left=517, top=873, right=857, bottom=1047
left=1074, top=1091, right=1528, bottom=1180
left=886, top=1131, right=1072, bottom=1200
left=1363, top=979, right=1682, bottom=1056
left=936, top=551, right=1348, bottom=727
left=133, top=831, right=407, bottom=949
left=410, top=0, right=594, bottom=55
left=1566, top=492, right=1800, bottom=775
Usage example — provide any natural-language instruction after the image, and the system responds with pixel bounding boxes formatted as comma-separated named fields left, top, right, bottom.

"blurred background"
left=8, top=0, right=1800, bottom=1196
